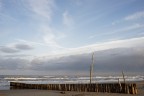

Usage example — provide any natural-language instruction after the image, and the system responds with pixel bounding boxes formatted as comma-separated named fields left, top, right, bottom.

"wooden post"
left=134, top=84, right=137, bottom=94
left=90, top=53, right=94, bottom=84
left=122, top=70, right=127, bottom=93
left=122, top=70, right=126, bottom=84
left=118, top=78, right=122, bottom=92
left=126, top=84, right=129, bottom=94
left=131, top=84, right=135, bottom=94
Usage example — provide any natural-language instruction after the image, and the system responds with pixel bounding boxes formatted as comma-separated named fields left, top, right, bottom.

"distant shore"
left=0, top=81, right=143, bottom=96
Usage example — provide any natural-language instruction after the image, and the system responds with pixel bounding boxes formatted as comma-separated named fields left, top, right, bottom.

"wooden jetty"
left=10, top=82, right=137, bottom=94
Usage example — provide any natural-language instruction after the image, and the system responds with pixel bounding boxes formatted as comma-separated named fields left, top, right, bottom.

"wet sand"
left=0, top=81, right=143, bottom=96
left=0, top=89, right=143, bottom=96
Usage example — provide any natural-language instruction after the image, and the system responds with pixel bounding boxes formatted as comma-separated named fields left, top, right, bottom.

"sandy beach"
left=0, top=81, right=143, bottom=96
left=0, top=89, right=143, bottom=96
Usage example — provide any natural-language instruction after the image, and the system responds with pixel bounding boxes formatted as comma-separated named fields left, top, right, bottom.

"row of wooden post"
left=10, top=82, right=137, bottom=94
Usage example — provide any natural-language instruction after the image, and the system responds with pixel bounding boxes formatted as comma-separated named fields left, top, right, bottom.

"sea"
left=0, top=75, right=144, bottom=90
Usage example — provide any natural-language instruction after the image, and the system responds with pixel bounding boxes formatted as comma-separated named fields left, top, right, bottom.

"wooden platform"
left=10, top=82, right=137, bottom=94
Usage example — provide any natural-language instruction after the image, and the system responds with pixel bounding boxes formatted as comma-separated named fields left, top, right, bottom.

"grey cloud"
left=0, top=47, right=19, bottom=53
left=0, top=47, right=144, bottom=75
left=15, top=43, right=33, bottom=50
left=30, top=47, right=144, bottom=75
left=4, top=54, right=31, bottom=57
left=0, top=43, right=34, bottom=53
left=0, top=57, right=30, bottom=70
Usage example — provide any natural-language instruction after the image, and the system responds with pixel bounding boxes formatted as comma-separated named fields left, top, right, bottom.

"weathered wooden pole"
left=122, top=70, right=127, bottom=93
left=118, top=78, right=122, bottom=92
left=90, top=52, right=94, bottom=84
left=122, top=70, right=126, bottom=84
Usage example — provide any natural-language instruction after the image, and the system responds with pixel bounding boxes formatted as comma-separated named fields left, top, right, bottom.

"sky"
left=0, top=0, right=144, bottom=75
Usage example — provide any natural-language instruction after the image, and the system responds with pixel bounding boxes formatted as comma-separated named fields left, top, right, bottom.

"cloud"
left=29, top=37, right=144, bottom=60
left=15, top=36, right=144, bottom=57
left=21, top=0, right=64, bottom=50
left=113, top=24, right=144, bottom=33
left=64, top=37, right=144, bottom=56
left=63, top=11, right=74, bottom=27
left=1, top=47, right=144, bottom=75
left=90, top=24, right=144, bottom=39
left=16, top=28, right=66, bottom=51
left=112, top=11, right=144, bottom=25
left=0, top=57, right=30, bottom=70
left=42, top=26, right=59, bottom=47
left=30, top=47, right=144, bottom=75
left=124, top=11, right=144, bottom=21
left=15, top=43, right=33, bottom=50
left=4, top=54, right=31, bottom=58
left=0, top=37, right=144, bottom=75
left=16, top=39, right=50, bottom=47
left=0, top=43, right=34, bottom=53
left=0, top=46, right=19, bottom=53
left=39, top=25, right=65, bottom=50
left=23, top=0, right=55, bottom=20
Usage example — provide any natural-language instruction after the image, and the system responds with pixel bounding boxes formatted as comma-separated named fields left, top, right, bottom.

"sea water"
left=0, top=75, right=144, bottom=90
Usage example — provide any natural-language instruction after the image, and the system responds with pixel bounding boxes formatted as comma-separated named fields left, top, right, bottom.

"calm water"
left=0, top=75, right=144, bottom=90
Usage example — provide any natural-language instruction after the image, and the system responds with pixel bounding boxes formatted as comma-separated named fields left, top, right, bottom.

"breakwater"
left=10, top=82, right=137, bottom=94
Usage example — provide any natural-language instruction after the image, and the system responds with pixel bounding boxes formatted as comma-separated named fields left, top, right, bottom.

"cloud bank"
left=0, top=47, right=144, bottom=75
left=0, top=37, right=144, bottom=75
